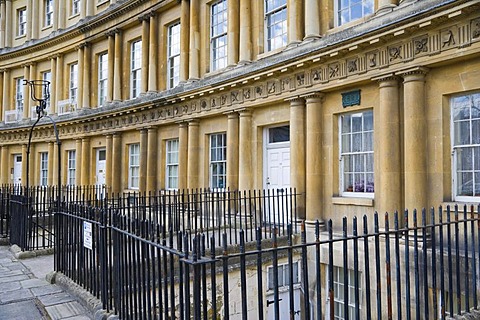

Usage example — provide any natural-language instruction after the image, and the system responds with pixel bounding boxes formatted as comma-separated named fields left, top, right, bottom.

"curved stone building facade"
left=0, top=0, right=479, bottom=226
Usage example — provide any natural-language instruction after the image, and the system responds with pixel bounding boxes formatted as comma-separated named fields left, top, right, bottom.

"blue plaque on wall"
left=342, top=90, right=361, bottom=108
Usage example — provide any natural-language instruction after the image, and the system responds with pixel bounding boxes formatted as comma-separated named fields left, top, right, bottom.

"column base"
left=188, top=77, right=200, bottom=83
left=375, top=4, right=396, bottom=15
left=237, top=60, right=252, bottom=66
left=303, top=34, right=322, bottom=42
left=285, top=41, right=302, bottom=50
left=304, top=219, right=326, bottom=231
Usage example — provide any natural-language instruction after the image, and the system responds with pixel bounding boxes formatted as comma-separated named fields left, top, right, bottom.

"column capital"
left=187, top=118, right=200, bottom=126
left=82, top=137, right=90, bottom=142
left=224, top=110, right=239, bottom=118
left=105, top=28, right=121, bottom=38
left=238, top=108, right=252, bottom=117
left=77, top=41, right=90, bottom=49
left=302, top=92, right=325, bottom=103
left=396, top=66, right=429, bottom=79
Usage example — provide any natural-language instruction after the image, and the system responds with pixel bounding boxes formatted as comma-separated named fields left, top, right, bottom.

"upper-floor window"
left=166, top=139, right=179, bottom=190
left=167, top=22, right=181, bottom=89
left=15, top=77, right=24, bottom=113
left=98, top=53, right=108, bottom=106
left=42, top=71, right=51, bottom=112
left=69, top=63, right=78, bottom=103
left=265, top=0, right=287, bottom=51
left=210, top=0, right=228, bottom=71
left=17, top=8, right=27, bottom=36
left=67, top=150, right=76, bottom=186
left=128, top=143, right=140, bottom=189
left=72, top=0, right=80, bottom=15
left=337, top=0, right=374, bottom=26
left=452, top=92, right=480, bottom=201
left=130, top=40, right=142, bottom=99
left=339, top=110, right=374, bottom=197
left=210, top=133, right=227, bottom=189
left=44, top=0, right=53, bottom=27
left=40, top=152, right=48, bottom=186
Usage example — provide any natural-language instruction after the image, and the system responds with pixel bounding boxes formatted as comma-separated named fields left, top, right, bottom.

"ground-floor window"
left=329, top=266, right=361, bottom=320
left=210, top=133, right=226, bottom=189
left=128, top=143, right=140, bottom=189
left=40, top=152, right=48, bottom=186
left=166, top=139, right=179, bottom=189
left=67, top=150, right=76, bottom=185
left=452, top=92, right=480, bottom=201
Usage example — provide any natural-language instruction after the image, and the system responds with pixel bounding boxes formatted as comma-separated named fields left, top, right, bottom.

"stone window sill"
left=332, top=197, right=374, bottom=207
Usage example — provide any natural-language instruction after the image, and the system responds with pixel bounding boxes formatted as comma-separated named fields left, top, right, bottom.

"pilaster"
left=304, top=0, right=321, bottom=40
left=106, top=31, right=115, bottom=102
left=140, top=15, right=150, bottom=95
left=75, top=139, right=82, bottom=186
left=188, top=0, right=200, bottom=81
left=23, top=65, right=30, bottom=119
left=0, top=146, right=8, bottom=185
left=2, top=69, right=9, bottom=116
left=112, top=133, right=122, bottom=193
left=4, top=0, right=11, bottom=47
left=50, top=57, right=57, bottom=114
left=139, top=128, right=148, bottom=193
left=77, top=45, right=84, bottom=107
left=81, top=138, right=90, bottom=186
left=288, top=0, right=303, bottom=45
left=105, top=134, right=112, bottom=190
left=178, top=122, right=189, bottom=190
left=55, top=55, right=64, bottom=106
left=179, top=0, right=190, bottom=83
left=148, top=13, right=158, bottom=92
left=0, top=1, right=5, bottom=48
left=146, top=127, right=158, bottom=193
left=48, top=142, right=54, bottom=185
left=22, top=145, right=27, bottom=186
left=227, top=0, right=239, bottom=66
left=31, top=0, right=39, bottom=39
left=82, top=42, right=91, bottom=109
left=113, top=29, right=123, bottom=101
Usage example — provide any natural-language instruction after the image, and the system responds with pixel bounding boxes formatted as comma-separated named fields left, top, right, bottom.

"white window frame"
left=167, top=22, right=181, bottom=89
left=267, top=261, right=300, bottom=291
left=264, top=0, right=287, bottom=52
left=69, top=63, right=78, bottom=104
left=44, top=0, right=53, bottom=27
left=17, top=8, right=27, bottom=36
left=128, top=143, right=140, bottom=189
left=67, top=150, right=76, bottom=186
left=72, top=0, right=80, bottom=15
left=98, top=53, right=108, bottom=107
left=15, top=77, right=24, bottom=116
left=40, top=152, right=48, bottom=186
left=210, top=133, right=227, bottom=190
left=210, top=0, right=228, bottom=71
left=166, top=139, right=179, bottom=190
left=335, top=0, right=374, bottom=27
left=339, top=110, right=374, bottom=198
left=327, top=266, right=362, bottom=320
left=130, top=40, right=142, bottom=99
left=451, top=92, right=480, bottom=202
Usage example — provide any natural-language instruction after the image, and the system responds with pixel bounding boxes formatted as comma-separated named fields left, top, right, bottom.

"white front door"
left=13, top=154, right=22, bottom=184
left=96, top=149, right=106, bottom=186
left=264, top=125, right=291, bottom=226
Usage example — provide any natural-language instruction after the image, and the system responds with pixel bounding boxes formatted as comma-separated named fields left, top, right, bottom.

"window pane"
left=269, top=126, right=290, bottom=143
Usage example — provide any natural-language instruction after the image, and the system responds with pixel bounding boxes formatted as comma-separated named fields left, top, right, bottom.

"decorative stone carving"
left=347, top=58, right=358, bottom=73
left=472, top=18, right=480, bottom=39
left=414, top=36, right=428, bottom=54
left=388, top=45, right=402, bottom=61
left=296, top=73, right=305, bottom=86
left=441, top=29, right=455, bottom=48
left=267, top=81, right=276, bottom=94
left=329, top=63, right=339, bottom=78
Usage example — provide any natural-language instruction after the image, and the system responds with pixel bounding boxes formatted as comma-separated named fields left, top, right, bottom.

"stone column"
left=106, top=31, right=115, bottom=102
left=77, top=45, right=84, bottom=107
left=53, top=142, right=59, bottom=187
left=178, top=122, right=188, bottom=190
left=81, top=138, right=90, bottom=186
left=26, top=0, right=32, bottom=41
left=188, top=0, right=200, bottom=80
left=187, top=120, right=199, bottom=189
left=28, top=63, right=37, bottom=116
left=139, top=129, right=148, bottom=193
left=304, top=0, right=321, bottom=39
left=0, top=146, right=8, bottom=185
left=5, top=0, right=11, bottom=47
left=227, top=0, right=239, bottom=66
left=288, top=0, right=303, bottom=45
left=146, top=127, right=157, bottom=193
left=105, top=134, right=112, bottom=190
left=86, top=0, right=94, bottom=17
left=289, top=98, right=306, bottom=219
left=140, top=16, right=149, bottom=94
left=23, top=65, right=30, bottom=119
left=22, top=145, right=28, bottom=186
left=53, top=0, right=58, bottom=31
left=239, top=0, right=252, bottom=63
left=238, top=109, right=253, bottom=191
left=377, top=0, right=398, bottom=14
left=148, top=13, right=158, bottom=92
left=50, top=57, right=57, bottom=114
left=179, top=0, right=190, bottom=83
left=0, top=1, right=5, bottom=48
left=226, top=112, right=239, bottom=190
left=31, top=0, right=38, bottom=39
left=82, top=43, right=91, bottom=109
left=56, top=55, right=64, bottom=105
left=80, top=0, right=86, bottom=19
left=2, top=70, right=9, bottom=116
left=305, top=94, right=324, bottom=223
left=373, top=75, right=402, bottom=216
left=401, top=68, right=428, bottom=212
left=48, top=142, right=54, bottom=185
left=113, top=30, right=123, bottom=101
left=112, top=133, right=122, bottom=193
left=0, top=71, right=3, bottom=121
left=57, top=0, right=66, bottom=29
left=75, top=139, right=82, bottom=186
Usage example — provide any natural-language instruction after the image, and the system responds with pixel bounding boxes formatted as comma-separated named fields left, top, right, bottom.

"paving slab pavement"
left=0, top=245, right=94, bottom=320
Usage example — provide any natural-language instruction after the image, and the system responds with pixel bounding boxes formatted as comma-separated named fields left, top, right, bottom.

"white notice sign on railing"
left=83, top=221, right=93, bottom=250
